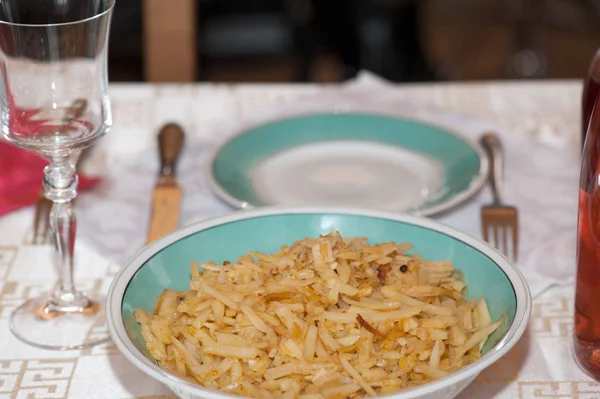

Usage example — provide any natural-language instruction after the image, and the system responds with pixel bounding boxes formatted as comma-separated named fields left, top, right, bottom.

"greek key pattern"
left=0, top=358, right=77, bottom=399
left=0, top=277, right=105, bottom=320
left=530, top=298, right=573, bottom=338
left=0, top=281, right=55, bottom=319
left=518, top=381, right=600, bottom=399
left=0, top=360, right=23, bottom=398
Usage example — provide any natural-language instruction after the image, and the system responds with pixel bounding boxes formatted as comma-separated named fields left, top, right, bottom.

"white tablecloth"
left=0, top=80, right=592, bottom=399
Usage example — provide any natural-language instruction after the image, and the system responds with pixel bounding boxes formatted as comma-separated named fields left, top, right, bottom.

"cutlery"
left=147, top=123, right=185, bottom=244
left=480, top=132, right=519, bottom=261
left=32, top=191, right=52, bottom=245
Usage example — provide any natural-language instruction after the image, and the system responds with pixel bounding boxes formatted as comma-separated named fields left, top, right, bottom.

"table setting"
left=0, top=1, right=598, bottom=399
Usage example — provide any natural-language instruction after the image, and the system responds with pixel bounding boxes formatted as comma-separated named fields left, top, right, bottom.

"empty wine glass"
left=0, top=0, right=115, bottom=350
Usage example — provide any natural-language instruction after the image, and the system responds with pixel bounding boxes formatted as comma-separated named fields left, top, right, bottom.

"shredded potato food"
left=135, top=231, right=502, bottom=398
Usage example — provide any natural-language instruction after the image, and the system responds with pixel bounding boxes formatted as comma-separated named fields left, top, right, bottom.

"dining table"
left=0, top=78, right=594, bottom=399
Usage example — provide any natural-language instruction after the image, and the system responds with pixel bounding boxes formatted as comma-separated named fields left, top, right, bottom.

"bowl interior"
left=122, top=213, right=516, bottom=364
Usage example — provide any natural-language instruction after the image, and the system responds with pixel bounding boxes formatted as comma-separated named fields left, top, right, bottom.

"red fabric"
left=0, top=61, right=100, bottom=216
left=0, top=59, right=101, bottom=216
left=0, top=142, right=100, bottom=216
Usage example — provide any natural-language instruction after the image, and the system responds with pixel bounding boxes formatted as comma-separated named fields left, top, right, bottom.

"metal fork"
left=480, top=132, right=519, bottom=261
left=32, top=191, right=52, bottom=245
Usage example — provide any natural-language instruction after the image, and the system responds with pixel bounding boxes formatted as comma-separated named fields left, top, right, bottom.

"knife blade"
left=147, top=123, right=185, bottom=244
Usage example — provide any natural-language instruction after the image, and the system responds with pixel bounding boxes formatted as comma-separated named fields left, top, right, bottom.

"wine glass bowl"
left=0, top=1, right=113, bottom=154
left=0, top=0, right=114, bottom=350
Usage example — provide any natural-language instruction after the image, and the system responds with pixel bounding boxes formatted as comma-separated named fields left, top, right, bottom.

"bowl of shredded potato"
left=107, top=206, right=531, bottom=399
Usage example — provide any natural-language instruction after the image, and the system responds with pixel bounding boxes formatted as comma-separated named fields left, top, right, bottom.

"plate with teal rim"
left=207, top=113, right=488, bottom=216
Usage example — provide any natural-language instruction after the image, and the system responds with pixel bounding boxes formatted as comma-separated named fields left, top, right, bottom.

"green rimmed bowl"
left=207, top=113, right=488, bottom=216
left=106, top=206, right=531, bottom=399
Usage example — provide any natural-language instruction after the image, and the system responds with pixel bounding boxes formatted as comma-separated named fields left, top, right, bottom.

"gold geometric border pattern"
left=518, top=381, right=600, bottom=398
left=0, top=281, right=54, bottom=319
left=0, top=358, right=78, bottom=399
left=0, top=277, right=105, bottom=319
left=529, top=298, right=573, bottom=338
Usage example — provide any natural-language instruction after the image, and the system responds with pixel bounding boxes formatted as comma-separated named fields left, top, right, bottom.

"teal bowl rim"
left=205, top=112, right=489, bottom=216
left=106, top=206, right=531, bottom=399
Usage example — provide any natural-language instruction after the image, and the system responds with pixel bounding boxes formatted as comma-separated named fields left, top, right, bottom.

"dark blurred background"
left=109, top=0, right=600, bottom=83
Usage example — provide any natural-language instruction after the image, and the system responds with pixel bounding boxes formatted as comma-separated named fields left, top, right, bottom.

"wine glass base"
left=9, top=295, right=110, bottom=350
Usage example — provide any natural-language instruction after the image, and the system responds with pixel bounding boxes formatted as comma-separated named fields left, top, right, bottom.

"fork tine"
left=32, top=193, right=54, bottom=246
left=32, top=193, right=46, bottom=245
left=42, top=199, right=52, bottom=245
left=481, top=211, right=519, bottom=261
left=502, top=224, right=508, bottom=255
left=513, top=216, right=519, bottom=261
left=481, top=213, right=489, bottom=243
left=492, top=220, right=499, bottom=250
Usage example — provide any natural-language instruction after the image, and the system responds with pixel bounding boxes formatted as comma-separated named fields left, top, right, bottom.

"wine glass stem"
left=51, top=201, right=76, bottom=296
left=43, top=152, right=89, bottom=311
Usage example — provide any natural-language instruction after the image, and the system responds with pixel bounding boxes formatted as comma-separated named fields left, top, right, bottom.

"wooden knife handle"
left=158, top=123, right=185, bottom=177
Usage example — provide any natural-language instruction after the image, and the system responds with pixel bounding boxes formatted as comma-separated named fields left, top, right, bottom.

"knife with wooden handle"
left=147, top=123, right=185, bottom=244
